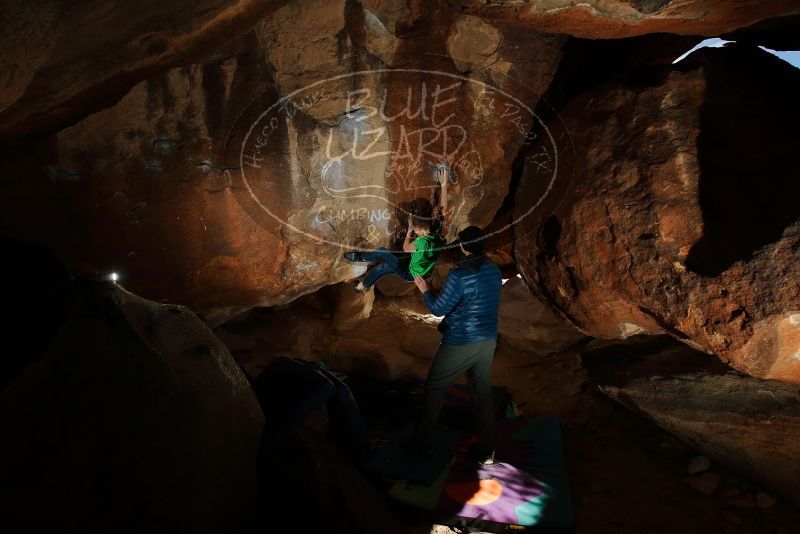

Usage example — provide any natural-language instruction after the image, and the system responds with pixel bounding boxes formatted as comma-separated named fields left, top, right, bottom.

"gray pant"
left=414, top=338, right=497, bottom=453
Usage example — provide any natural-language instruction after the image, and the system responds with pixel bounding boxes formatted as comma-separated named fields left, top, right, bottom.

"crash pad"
left=388, top=464, right=452, bottom=511
left=437, top=417, right=573, bottom=531
left=365, top=424, right=463, bottom=485
left=384, top=417, right=573, bottom=531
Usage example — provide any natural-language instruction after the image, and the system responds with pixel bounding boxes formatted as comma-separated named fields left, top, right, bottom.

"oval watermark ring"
left=227, top=56, right=567, bottom=253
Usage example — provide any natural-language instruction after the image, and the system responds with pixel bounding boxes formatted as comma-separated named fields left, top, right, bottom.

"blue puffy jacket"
left=422, top=255, right=502, bottom=345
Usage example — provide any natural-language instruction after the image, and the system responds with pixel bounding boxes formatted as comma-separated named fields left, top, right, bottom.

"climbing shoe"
left=344, top=251, right=366, bottom=262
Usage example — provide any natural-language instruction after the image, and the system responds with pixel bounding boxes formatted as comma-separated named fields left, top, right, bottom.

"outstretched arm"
left=432, top=168, right=450, bottom=239
left=403, top=219, right=416, bottom=252
left=438, top=168, right=449, bottom=216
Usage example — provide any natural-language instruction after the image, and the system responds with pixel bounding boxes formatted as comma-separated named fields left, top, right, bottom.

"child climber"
left=344, top=167, right=450, bottom=292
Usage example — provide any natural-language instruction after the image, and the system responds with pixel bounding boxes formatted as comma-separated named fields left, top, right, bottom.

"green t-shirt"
left=409, top=234, right=442, bottom=278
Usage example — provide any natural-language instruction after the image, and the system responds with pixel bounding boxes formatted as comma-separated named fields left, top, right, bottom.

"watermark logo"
left=227, top=61, right=562, bottom=252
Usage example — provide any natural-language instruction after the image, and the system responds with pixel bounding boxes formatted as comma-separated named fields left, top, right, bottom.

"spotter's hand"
left=435, top=168, right=448, bottom=184
left=414, top=275, right=429, bottom=294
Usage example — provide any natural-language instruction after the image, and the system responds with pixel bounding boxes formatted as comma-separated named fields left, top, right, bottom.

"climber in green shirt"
left=407, top=216, right=444, bottom=278
left=345, top=167, right=449, bottom=291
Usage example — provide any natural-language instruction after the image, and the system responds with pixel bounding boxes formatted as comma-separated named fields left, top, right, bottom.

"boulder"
left=0, top=0, right=287, bottom=140
left=332, top=282, right=375, bottom=333
left=497, top=275, right=587, bottom=354
left=0, top=284, right=264, bottom=531
left=448, top=0, right=800, bottom=38
left=446, top=14, right=502, bottom=73
left=0, top=235, right=74, bottom=388
left=375, top=274, right=417, bottom=297
left=2, top=0, right=792, bottom=144
left=600, top=370, right=800, bottom=508
left=328, top=337, right=416, bottom=380
left=515, top=45, right=800, bottom=383
left=683, top=473, right=720, bottom=496
left=2, top=2, right=795, bottom=321
left=0, top=1, right=562, bottom=321
left=722, top=13, right=800, bottom=51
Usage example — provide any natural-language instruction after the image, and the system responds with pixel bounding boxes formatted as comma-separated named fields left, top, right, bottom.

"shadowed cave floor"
left=218, top=297, right=800, bottom=534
